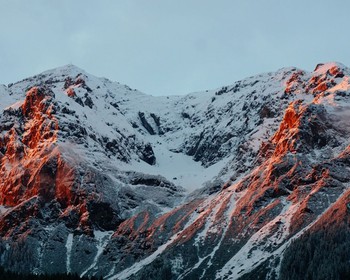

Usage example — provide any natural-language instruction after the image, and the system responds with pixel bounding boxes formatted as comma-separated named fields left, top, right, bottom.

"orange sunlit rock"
left=312, top=81, right=329, bottom=93
left=66, top=87, right=76, bottom=97
left=0, top=87, right=69, bottom=207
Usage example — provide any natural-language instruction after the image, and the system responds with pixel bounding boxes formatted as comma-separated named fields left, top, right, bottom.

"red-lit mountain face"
left=0, top=62, right=349, bottom=279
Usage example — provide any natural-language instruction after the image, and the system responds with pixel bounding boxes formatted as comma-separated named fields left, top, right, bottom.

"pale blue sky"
left=1, top=0, right=349, bottom=95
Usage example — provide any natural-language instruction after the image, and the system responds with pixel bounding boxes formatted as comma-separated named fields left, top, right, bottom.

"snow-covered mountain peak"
left=42, top=64, right=89, bottom=77
left=1, top=63, right=350, bottom=279
left=313, top=61, right=349, bottom=73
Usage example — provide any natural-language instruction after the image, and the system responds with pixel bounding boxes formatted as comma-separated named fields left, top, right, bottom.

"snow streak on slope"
left=65, top=233, right=73, bottom=274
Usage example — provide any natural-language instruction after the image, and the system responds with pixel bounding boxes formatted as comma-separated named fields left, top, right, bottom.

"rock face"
left=0, top=62, right=350, bottom=279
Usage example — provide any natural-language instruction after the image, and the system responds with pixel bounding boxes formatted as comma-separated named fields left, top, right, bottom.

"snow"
left=65, top=233, right=73, bottom=274
left=328, top=76, right=350, bottom=93
left=4, top=100, right=24, bottom=110
left=0, top=85, right=19, bottom=112
left=313, top=62, right=347, bottom=75
left=248, top=118, right=277, bottom=152
left=170, top=255, right=184, bottom=276
left=121, top=136, right=232, bottom=192
left=0, top=205, right=12, bottom=215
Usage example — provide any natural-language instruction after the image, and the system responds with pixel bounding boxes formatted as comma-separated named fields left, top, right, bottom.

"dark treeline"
left=0, top=266, right=103, bottom=280
left=280, top=224, right=350, bottom=280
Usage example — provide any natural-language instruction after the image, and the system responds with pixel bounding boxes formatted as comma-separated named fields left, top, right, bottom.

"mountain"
left=0, top=62, right=349, bottom=279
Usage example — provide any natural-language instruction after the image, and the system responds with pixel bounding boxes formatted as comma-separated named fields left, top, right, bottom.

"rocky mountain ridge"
left=0, top=62, right=349, bottom=279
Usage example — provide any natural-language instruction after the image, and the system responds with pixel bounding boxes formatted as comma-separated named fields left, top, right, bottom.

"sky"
left=1, top=0, right=350, bottom=96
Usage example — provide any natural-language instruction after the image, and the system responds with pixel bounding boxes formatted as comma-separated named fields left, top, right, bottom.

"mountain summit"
left=1, top=62, right=350, bottom=279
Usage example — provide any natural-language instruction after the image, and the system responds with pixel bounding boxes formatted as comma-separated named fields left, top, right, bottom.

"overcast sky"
left=1, top=0, right=349, bottom=96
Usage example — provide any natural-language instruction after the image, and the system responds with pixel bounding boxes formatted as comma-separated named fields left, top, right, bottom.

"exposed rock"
left=138, top=112, right=155, bottom=135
